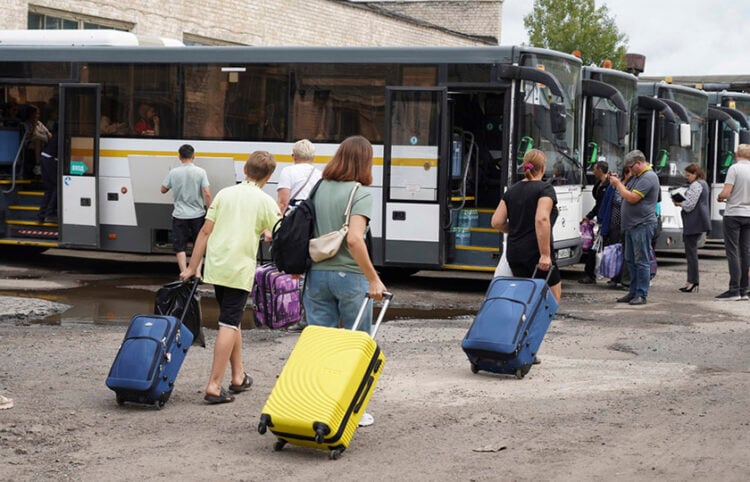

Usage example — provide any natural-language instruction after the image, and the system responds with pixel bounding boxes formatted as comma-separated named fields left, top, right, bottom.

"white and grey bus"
left=705, top=90, right=750, bottom=239
left=0, top=39, right=584, bottom=273
left=636, top=82, right=709, bottom=250
left=580, top=65, right=638, bottom=216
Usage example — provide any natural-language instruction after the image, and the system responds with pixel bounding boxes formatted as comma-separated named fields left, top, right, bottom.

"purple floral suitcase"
left=253, top=264, right=302, bottom=329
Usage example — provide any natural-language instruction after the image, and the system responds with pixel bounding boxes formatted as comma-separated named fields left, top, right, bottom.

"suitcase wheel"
left=515, top=365, right=531, bottom=379
left=155, top=399, right=166, bottom=410
left=258, top=414, right=271, bottom=435
left=115, top=395, right=126, bottom=406
left=273, top=439, right=287, bottom=452
left=329, top=447, right=345, bottom=460
left=470, top=363, right=479, bottom=374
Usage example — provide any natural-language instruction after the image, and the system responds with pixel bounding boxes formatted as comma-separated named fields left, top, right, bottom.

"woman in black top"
left=491, top=149, right=561, bottom=301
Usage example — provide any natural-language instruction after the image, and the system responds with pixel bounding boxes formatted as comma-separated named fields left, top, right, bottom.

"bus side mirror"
left=665, top=120, right=679, bottom=146
left=740, top=130, right=750, bottom=145
left=617, top=110, right=629, bottom=142
left=550, top=102, right=567, bottom=135
left=680, top=123, right=692, bottom=148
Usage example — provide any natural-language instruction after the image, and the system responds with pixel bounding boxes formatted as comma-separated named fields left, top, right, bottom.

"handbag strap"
left=289, top=164, right=316, bottom=201
left=342, top=183, right=361, bottom=228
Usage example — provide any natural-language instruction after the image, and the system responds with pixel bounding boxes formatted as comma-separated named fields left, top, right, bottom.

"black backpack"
left=271, top=180, right=323, bottom=275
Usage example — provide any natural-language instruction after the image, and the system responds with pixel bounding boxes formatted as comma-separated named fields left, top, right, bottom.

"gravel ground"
left=1, top=247, right=749, bottom=481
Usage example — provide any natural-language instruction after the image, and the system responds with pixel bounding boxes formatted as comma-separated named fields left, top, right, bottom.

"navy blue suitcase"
left=106, top=281, right=198, bottom=409
left=462, top=276, right=558, bottom=379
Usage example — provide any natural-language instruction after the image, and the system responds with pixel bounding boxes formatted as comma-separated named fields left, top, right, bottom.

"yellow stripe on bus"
left=94, top=149, right=388, bottom=165
left=390, top=158, right=438, bottom=167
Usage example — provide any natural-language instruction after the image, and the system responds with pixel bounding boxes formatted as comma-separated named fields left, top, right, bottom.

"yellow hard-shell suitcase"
left=258, top=293, right=392, bottom=459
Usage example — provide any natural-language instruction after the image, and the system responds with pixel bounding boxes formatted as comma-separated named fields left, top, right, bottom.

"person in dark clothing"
left=37, top=129, right=58, bottom=223
left=579, top=161, right=610, bottom=283
left=675, top=163, right=710, bottom=293
left=491, top=148, right=561, bottom=302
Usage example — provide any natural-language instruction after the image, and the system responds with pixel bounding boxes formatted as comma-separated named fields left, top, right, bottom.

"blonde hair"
left=292, top=139, right=315, bottom=161
left=521, top=149, right=546, bottom=180
left=736, top=144, right=750, bottom=160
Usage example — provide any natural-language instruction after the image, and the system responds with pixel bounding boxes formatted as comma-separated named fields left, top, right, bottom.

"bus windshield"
left=516, top=53, right=580, bottom=186
left=590, top=73, right=637, bottom=177
left=658, top=89, right=708, bottom=187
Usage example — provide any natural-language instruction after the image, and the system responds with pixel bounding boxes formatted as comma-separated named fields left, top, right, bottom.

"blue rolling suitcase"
left=106, top=279, right=198, bottom=409
left=462, top=275, right=558, bottom=379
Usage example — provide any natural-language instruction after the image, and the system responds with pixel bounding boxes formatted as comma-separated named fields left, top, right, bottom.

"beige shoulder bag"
left=309, top=183, right=360, bottom=263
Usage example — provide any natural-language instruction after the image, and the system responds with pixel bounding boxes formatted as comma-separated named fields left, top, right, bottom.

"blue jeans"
left=302, top=270, right=372, bottom=334
left=623, top=222, right=657, bottom=298
left=723, top=215, right=750, bottom=295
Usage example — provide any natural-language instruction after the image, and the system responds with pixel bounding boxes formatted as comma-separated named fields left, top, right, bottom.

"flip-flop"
left=204, top=388, right=234, bottom=404
left=229, top=373, right=253, bottom=393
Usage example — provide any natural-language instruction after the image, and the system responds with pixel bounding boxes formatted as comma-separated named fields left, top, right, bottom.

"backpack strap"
left=289, top=164, right=317, bottom=201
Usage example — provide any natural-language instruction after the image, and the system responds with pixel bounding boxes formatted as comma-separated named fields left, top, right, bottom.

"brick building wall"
left=2, top=0, right=496, bottom=46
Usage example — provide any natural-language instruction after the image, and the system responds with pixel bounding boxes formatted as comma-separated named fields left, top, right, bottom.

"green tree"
left=523, top=0, right=628, bottom=70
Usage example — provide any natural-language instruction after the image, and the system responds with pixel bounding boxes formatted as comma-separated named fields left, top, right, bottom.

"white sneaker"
left=0, top=395, right=13, bottom=410
left=358, top=412, right=374, bottom=427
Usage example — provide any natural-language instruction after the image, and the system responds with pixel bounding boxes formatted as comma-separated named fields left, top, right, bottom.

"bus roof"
left=0, top=30, right=183, bottom=47
left=0, top=43, right=579, bottom=65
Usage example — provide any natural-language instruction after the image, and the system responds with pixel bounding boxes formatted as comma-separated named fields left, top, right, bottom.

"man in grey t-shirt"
left=161, top=144, right=212, bottom=277
left=608, top=150, right=660, bottom=305
left=715, top=144, right=750, bottom=300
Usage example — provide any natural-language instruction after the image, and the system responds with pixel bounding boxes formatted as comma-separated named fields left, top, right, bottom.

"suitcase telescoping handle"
left=351, top=292, right=393, bottom=339
left=178, top=277, right=202, bottom=324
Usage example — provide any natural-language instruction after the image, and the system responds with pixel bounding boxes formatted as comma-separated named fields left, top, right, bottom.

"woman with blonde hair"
left=491, top=149, right=561, bottom=301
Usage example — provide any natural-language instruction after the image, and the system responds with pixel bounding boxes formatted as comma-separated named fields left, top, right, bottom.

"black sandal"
left=228, top=373, right=253, bottom=393
left=204, top=388, right=235, bottom=404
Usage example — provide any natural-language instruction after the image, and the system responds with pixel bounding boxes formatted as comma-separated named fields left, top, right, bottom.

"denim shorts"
left=302, top=270, right=372, bottom=334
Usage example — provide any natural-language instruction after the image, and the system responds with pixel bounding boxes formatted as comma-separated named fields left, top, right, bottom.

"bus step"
left=7, top=205, right=42, bottom=221
left=450, top=245, right=500, bottom=267
left=442, top=263, right=496, bottom=273
left=15, top=191, right=44, bottom=206
left=467, top=228, right=500, bottom=247
left=0, top=238, right=59, bottom=248
left=8, top=223, right=59, bottom=240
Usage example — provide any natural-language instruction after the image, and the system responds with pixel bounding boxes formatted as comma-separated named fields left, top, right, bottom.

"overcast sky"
left=501, top=0, right=750, bottom=76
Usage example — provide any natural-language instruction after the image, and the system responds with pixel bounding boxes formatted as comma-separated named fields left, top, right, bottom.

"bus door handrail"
left=449, top=129, right=477, bottom=224
left=1, top=124, right=28, bottom=195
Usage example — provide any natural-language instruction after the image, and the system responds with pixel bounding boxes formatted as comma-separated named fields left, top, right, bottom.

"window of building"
left=27, top=7, right=132, bottom=31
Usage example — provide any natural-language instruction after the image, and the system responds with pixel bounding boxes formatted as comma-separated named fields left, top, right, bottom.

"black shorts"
left=214, top=285, right=249, bottom=329
left=508, top=261, right=561, bottom=286
left=172, top=216, right=204, bottom=253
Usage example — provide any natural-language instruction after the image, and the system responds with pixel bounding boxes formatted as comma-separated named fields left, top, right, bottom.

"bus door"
left=382, top=87, right=446, bottom=267
left=59, top=84, right=100, bottom=248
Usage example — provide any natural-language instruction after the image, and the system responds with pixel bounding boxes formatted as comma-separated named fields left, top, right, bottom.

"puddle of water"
left=5, top=276, right=476, bottom=329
